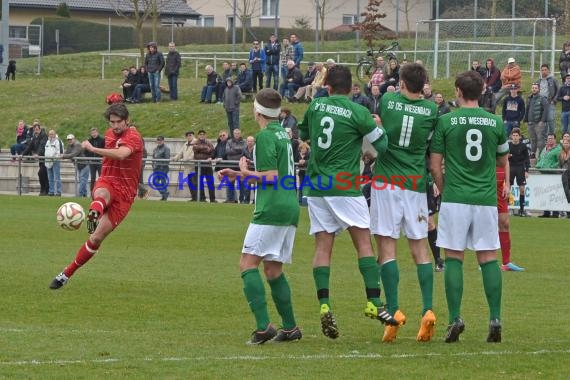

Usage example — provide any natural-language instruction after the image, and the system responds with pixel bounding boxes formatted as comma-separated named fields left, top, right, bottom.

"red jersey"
left=101, top=126, right=143, bottom=200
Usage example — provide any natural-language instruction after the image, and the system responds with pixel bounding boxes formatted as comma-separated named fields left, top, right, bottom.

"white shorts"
left=437, top=202, right=499, bottom=251
left=370, top=182, right=428, bottom=239
left=307, top=196, right=370, bottom=235
left=242, top=224, right=296, bottom=263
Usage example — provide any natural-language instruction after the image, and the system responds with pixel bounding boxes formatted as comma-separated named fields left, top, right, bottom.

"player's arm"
left=82, top=140, right=132, bottom=160
left=239, top=156, right=278, bottom=185
left=502, top=160, right=511, bottom=199
left=430, top=152, right=444, bottom=194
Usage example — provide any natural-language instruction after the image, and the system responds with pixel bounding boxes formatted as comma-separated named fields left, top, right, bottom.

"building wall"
left=188, top=0, right=431, bottom=33
left=8, top=9, right=156, bottom=28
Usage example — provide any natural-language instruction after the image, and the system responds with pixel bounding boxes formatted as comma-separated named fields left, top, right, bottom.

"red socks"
left=499, top=231, right=511, bottom=265
left=63, top=239, right=100, bottom=277
left=90, top=197, right=108, bottom=215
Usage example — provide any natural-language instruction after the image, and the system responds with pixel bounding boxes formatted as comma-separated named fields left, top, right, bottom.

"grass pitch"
left=1, top=195, right=569, bottom=379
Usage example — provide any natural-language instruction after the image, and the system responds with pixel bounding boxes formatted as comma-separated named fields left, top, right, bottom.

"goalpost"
left=414, top=18, right=556, bottom=80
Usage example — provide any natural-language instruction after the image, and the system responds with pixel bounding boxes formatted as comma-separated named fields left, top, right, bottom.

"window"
left=9, top=26, right=27, bottom=39
left=227, top=16, right=235, bottom=31
left=342, top=14, right=357, bottom=25
left=198, top=16, right=214, bottom=27
left=261, top=0, right=278, bottom=17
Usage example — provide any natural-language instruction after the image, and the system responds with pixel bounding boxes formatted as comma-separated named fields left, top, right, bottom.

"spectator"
left=200, top=65, right=221, bottom=103
left=536, top=133, right=562, bottom=218
left=22, top=120, right=49, bottom=196
left=361, top=150, right=374, bottom=207
left=62, top=134, right=89, bottom=197
left=86, top=127, right=105, bottom=192
left=368, top=84, right=381, bottom=115
left=351, top=83, right=372, bottom=109
left=128, top=66, right=150, bottom=104
left=165, top=42, right=182, bottom=101
left=380, top=58, right=400, bottom=94
left=279, top=108, right=298, bottom=139
left=307, top=62, right=327, bottom=100
left=174, top=131, right=197, bottom=201
left=326, top=58, right=336, bottom=70
left=559, top=41, right=570, bottom=80
left=223, top=77, right=242, bottom=134
left=558, top=138, right=570, bottom=169
left=365, top=57, right=385, bottom=96
left=10, top=120, right=29, bottom=160
left=5, top=60, right=16, bottom=80
left=152, top=136, right=171, bottom=201
left=44, top=129, right=63, bottom=196
left=524, top=82, right=549, bottom=157
left=265, top=33, right=281, bottom=90
left=193, top=129, right=216, bottom=202
left=497, top=57, right=522, bottom=104
left=509, top=128, right=530, bottom=217
left=288, top=62, right=317, bottom=102
left=536, top=63, right=559, bottom=136
left=240, top=135, right=255, bottom=204
left=434, top=93, right=451, bottom=116
left=230, top=62, right=239, bottom=79
left=218, top=61, right=233, bottom=101
left=501, top=84, right=525, bottom=136
left=249, top=40, right=266, bottom=92
left=121, top=66, right=138, bottom=100
left=119, top=67, right=129, bottom=98
left=297, top=142, right=310, bottom=204
left=138, top=142, right=149, bottom=199
left=471, top=59, right=486, bottom=77
left=225, top=128, right=247, bottom=203
left=237, top=62, right=253, bottom=93
left=213, top=130, right=229, bottom=201
left=144, top=41, right=165, bottom=103
left=290, top=33, right=304, bottom=67
left=281, top=60, right=303, bottom=98
left=422, top=83, right=435, bottom=102
left=479, top=82, right=496, bottom=114
left=557, top=73, right=570, bottom=134
left=280, top=38, right=294, bottom=88
left=484, top=58, right=502, bottom=94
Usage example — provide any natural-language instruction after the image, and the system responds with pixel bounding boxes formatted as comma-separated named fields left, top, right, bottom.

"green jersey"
left=430, top=107, right=509, bottom=206
left=375, top=92, right=438, bottom=192
left=298, top=95, right=382, bottom=197
left=252, top=121, right=300, bottom=226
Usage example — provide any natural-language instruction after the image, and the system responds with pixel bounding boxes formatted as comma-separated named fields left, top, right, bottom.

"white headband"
left=254, top=99, right=281, bottom=118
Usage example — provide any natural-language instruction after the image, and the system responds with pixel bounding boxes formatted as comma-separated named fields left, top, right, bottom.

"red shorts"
left=93, top=178, right=134, bottom=229
left=497, top=183, right=508, bottom=214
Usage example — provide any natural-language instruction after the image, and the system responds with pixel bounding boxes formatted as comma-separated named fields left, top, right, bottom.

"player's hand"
left=432, top=183, right=440, bottom=197
left=372, top=114, right=382, bottom=125
left=525, top=171, right=529, bottom=179
left=218, top=168, right=237, bottom=181
left=239, top=156, right=251, bottom=172
left=81, top=140, right=94, bottom=151
left=501, top=184, right=509, bottom=200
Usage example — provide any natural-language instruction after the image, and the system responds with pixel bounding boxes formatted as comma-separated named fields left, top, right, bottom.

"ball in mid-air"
left=56, top=202, right=86, bottom=231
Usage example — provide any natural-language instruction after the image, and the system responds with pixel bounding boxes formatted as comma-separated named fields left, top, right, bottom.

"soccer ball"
left=56, top=202, right=86, bottom=231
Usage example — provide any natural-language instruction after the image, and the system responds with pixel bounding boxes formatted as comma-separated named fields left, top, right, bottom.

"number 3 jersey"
left=376, top=92, right=438, bottom=193
left=430, top=107, right=509, bottom=206
left=298, top=95, right=382, bottom=197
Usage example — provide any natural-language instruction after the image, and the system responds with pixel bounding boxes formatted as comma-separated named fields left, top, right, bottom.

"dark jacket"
left=509, top=142, right=530, bottom=171
left=502, top=95, right=526, bottom=123
left=206, top=70, right=220, bottom=86
left=225, top=138, right=247, bottom=161
left=144, top=44, right=165, bottom=73
left=302, top=68, right=317, bottom=86
left=213, top=138, right=228, bottom=171
left=152, top=144, right=171, bottom=173
left=559, top=50, right=570, bottom=78
left=536, top=74, right=559, bottom=104
left=62, top=140, right=87, bottom=170
left=223, top=83, right=242, bottom=112
left=166, top=50, right=181, bottom=76
left=23, top=128, right=48, bottom=158
left=524, top=93, right=548, bottom=123
left=265, top=41, right=281, bottom=66
left=86, top=135, right=105, bottom=165
left=286, top=67, right=303, bottom=86
left=437, top=102, right=451, bottom=117
left=237, top=69, right=253, bottom=92
left=351, top=94, right=372, bottom=109
left=484, top=59, right=502, bottom=93
left=557, top=83, right=570, bottom=112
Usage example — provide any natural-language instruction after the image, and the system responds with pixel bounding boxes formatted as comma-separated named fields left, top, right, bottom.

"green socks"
left=444, top=258, right=463, bottom=324
left=380, top=260, right=399, bottom=314
left=358, top=256, right=382, bottom=307
left=268, top=273, right=297, bottom=330
left=480, top=260, right=502, bottom=320
left=313, top=266, right=331, bottom=307
left=417, top=263, right=434, bottom=315
left=241, top=268, right=270, bottom=331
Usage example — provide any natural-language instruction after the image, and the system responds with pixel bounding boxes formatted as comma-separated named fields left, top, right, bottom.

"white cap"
left=507, top=57, right=515, bottom=63
left=66, top=134, right=75, bottom=140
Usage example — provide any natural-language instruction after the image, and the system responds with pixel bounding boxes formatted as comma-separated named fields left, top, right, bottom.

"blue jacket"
left=249, top=48, right=266, bottom=72
left=292, top=41, right=304, bottom=67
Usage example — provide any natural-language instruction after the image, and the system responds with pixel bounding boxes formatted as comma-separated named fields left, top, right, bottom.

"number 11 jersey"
left=375, top=92, right=438, bottom=193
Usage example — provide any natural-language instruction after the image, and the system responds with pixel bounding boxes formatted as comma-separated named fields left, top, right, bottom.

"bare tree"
left=392, top=0, right=417, bottom=38
left=109, top=0, right=153, bottom=60
left=224, top=0, right=259, bottom=49
left=315, top=0, right=344, bottom=44
left=148, top=0, right=179, bottom=42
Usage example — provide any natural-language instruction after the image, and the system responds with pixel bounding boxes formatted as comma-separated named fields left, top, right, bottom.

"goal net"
left=414, top=18, right=556, bottom=80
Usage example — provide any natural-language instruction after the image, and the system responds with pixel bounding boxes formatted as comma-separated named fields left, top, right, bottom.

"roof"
left=9, top=0, right=200, bottom=18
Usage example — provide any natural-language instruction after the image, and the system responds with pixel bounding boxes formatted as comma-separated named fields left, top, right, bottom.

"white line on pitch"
left=2, top=349, right=570, bottom=366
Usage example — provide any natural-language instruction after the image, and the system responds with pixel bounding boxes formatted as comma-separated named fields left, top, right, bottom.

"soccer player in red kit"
left=50, top=103, right=144, bottom=289
left=496, top=164, right=525, bottom=272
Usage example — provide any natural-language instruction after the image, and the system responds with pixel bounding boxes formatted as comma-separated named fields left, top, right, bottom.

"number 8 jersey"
left=430, top=107, right=509, bottom=206
left=376, top=92, right=438, bottom=193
